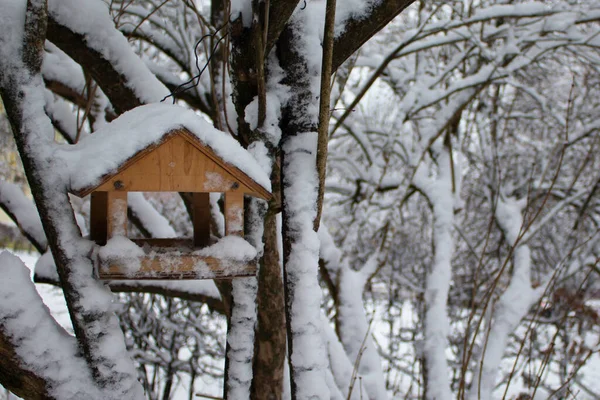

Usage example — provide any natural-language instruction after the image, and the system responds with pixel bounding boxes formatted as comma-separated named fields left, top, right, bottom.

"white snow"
left=0, top=181, right=47, bottom=250
left=225, top=277, right=258, bottom=399
left=0, top=251, right=102, bottom=399
left=0, top=1, right=26, bottom=88
left=48, top=0, right=169, bottom=104
left=43, top=89, right=79, bottom=143
left=282, top=131, right=331, bottom=399
left=413, top=146, right=455, bottom=400
left=128, top=192, right=177, bottom=238
left=194, top=235, right=257, bottom=261
left=244, top=92, right=283, bottom=145
left=230, top=0, right=252, bottom=27
left=61, top=103, right=271, bottom=194
left=210, top=193, right=225, bottom=237
left=98, top=235, right=145, bottom=275
left=42, top=43, right=86, bottom=94
left=468, top=194, right=540, bottom=400
left=334, top=0, right=381, bottom=37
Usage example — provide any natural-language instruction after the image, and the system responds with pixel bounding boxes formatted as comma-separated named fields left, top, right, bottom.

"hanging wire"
left=161, top=21, right=229, bottom=104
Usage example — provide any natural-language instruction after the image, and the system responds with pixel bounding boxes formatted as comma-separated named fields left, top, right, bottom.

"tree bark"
left=0, top=2, right=144, bottom=397
left=0, top=332, right=54, bottom=400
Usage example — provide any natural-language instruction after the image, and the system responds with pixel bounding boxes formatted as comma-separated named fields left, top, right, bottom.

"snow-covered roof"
left=62, top=104, right=271, bottom=195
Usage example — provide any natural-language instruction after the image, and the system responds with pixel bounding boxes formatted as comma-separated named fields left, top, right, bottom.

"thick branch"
left=265, top=0, right=301, bottom=52
left=0, top=252, right=97, bottom=400
left=0, top=331, right=52, bottom=400
left=332, top=0, right=416, bottom=71
left=0, top=181, right=47, bottom=253
left=314, top=0, right=337, bottom=231
left=46, top=17, right=142, bottom=114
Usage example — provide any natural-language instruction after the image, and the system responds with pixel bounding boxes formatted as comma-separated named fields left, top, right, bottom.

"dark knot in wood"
left=113, top=180, right=124, bottom=190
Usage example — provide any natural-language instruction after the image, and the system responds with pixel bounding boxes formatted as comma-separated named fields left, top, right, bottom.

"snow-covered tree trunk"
left=227, top=3, right=288, bottom=397
left=225, top=277, right=258, bottom=399
left=468, top=195, right=543, bottom=400
left=0, top=1, right=144, bottom=398
left=336, top=255, right=388, bottom=399
left=414, top=146, right=455, bottom=400
left=319, top=225, right=385, bottom=399
left=278, top=10, right=331, bottom=399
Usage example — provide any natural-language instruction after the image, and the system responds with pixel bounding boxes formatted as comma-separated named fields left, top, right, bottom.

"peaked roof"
left=73, top=129, right=272, bottom=199
left=62, top=104, right=272, bottom=197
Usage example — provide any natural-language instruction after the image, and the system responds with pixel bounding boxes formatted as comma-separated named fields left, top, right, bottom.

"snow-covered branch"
left=0, top=252, right=100, bottom=399
left=0, top=181, right=46, bottom=252
left=46, top=0, right=168, bottom=113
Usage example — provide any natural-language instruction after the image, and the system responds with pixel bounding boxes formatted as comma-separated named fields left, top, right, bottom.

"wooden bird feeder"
left=70, top=127, right=271, bottom=280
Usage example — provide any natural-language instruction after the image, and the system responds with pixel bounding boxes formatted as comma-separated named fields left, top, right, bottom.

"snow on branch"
left=0, top=181, right=46, bottom=253
left=48, top=0, right=168, bottom=103
left=43, top=89, right=80, bottom=144
left=332, top=0, right=416, bottom=70
left=0, top=2, right=145, bottom=395
left=0, top=252, right=101, bottom=400
left=225, top=277, right=258, bottom=399
left=468, top=193, right=550, bottom=400
left=412, top=145, right=455, bottom=400
left=128, top=192, right=177, bottom=239
left=318, top=224, right=385, bottom=399
left=322, top=316, right=367, bottom=400
left=47, top=0, right=169, bottom=113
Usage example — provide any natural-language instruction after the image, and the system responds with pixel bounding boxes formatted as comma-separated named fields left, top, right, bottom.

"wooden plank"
left=106, top=191, right=128, bottom=238
left=75, top=130, right=272, bottom=201
left=192, top=192, right=211, bottom=247
left=75, top=132, right=176, bottom=197
left=98, top=254, right=257, bottom=280
left=89, top=192, right=107, bottom=245
left=179, top=130, right=272, bottom=200
left=224, top=191, right=244, bottom=236
left=130, top=238, right=196, bottom=248
left=94, top=135, right=252, bottom=194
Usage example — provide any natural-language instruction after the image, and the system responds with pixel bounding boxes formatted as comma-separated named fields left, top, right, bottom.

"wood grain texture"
left=96, top=134, right=251, bottom=194
left=75, top=129, right=272, bottom=200
left=98, top=254, right=256, bottom=280
left=106, top=191, right=128, bottom=239
left=224, top=191, right=244, bottom=236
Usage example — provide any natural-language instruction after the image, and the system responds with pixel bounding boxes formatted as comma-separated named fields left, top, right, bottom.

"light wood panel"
left=224, top=192, right=244, bottom=236
left=107, top=191, right=127, bottom=238
left=98, top=254, right=256, bottom=280
left=95, top=135, right=252, bottom=194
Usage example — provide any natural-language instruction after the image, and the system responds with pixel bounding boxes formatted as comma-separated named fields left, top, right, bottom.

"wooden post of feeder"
left=192, top=192, right=211, bottom=247
left=106, top=190, right=128, bottom=239
left=224, top=191, right=244, bottom=236
left=90, top=192, right=108, bottom=245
